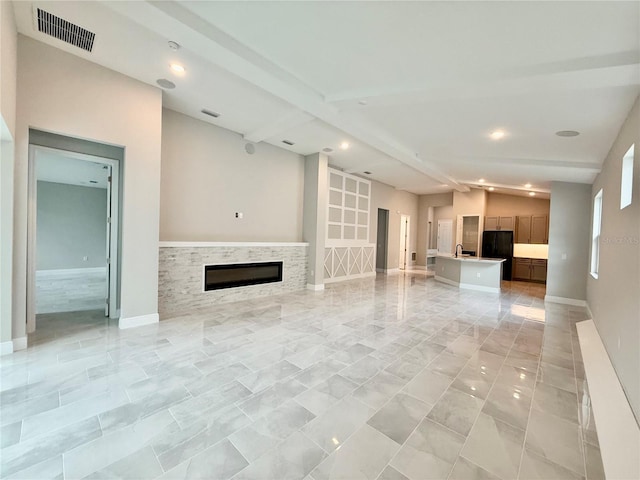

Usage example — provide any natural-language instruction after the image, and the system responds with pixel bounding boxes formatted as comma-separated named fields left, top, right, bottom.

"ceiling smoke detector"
left=556, top=130, right=580, bottom=137
left=322, top=147, right=333, bottom=153
left=168, top=41, right=180, bottom=51
left=156, top=78, right=175, bottom=89
left=245, top=143, right=255, bottom=155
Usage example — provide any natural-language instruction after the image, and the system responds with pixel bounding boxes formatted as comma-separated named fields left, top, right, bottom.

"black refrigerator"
left=482, top=231, right=513, bottom=281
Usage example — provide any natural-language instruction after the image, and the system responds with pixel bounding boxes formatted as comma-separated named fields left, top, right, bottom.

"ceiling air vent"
left=36, top=8, right=95, bottom=52
left=282, top=140, right=295, bottom=146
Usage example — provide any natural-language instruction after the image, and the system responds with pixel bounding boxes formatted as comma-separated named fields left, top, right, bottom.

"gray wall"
left=546, top=182, right=591, bottom=301
left=369, top=180, right=419, bottom=270
left=587, top=95, right=640, bottom=422
left=160, top=108, right=305, bottom=242
left=36, top=181, right=107, bottom=270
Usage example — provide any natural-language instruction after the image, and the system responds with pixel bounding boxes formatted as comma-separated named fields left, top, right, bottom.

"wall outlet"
left=561, top=253, right=567, bottom=260
left=618, top=336, right=621, bottom=349
left=83, top=256, right=88, bottom=261
left=476, top=272, right=481, bottom=278
left=441, top=266, right=445, bottom=272
left=235, top=212, right=243, bottom=219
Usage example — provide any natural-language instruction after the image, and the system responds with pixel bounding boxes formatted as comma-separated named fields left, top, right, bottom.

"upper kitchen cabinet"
left=484, top=216, right=515, bottom=231
left=516, top=215, right=548, bottom=244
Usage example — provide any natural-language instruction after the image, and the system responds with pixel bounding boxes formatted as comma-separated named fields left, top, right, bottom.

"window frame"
left=590, top=189, right=603, bottom=279
left=620, top=144, right=634, bottom=210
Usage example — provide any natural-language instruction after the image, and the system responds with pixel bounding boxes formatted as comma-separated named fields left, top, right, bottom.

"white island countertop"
left=436, top=255, right=506, bottom=264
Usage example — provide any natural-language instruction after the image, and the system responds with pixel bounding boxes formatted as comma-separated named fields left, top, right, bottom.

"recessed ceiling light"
left=490, top=130, right=506, bottom=140
left=524, top=183, right=532, bottom=188
left=441, top=184, right=449, bottom=187
left=479, top=178, right=486, bottom=183
left=322, top=147, right=333, bottom=153
left=170, top=63, right=185, bottom=74
left=488, top=187, right=495, bottom=191
left=556, top=130, right=580, bottom=137
left=529, top=192, right=536, bottom=196
left=282, top=140, right=295, bottom=146
left=156, top=78, right=175, bottom=89
left=89, top=180, right=98, bottom=184
left=358, top=100, right=368, bottom=106
left=340, top=142, right=350, bottom=150
left=364, top=171, right=372, bottom=175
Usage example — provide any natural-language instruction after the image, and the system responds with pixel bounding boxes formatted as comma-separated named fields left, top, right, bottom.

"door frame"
left=376, top=208, right=389, bottom=272
left=27, top=145, right=120, bottom=333
left=399, top=214, right=410, bottom=270
left=437, top=219, right=453, bottom=255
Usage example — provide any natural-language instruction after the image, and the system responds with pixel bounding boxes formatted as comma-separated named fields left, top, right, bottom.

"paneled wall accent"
left=324, top=245, right=375, bottom=282
left=327, top=169, right=370, bottom=243
left=324, top=169, right=376, bottom=283
left=158, top=242, right=307, bottom=315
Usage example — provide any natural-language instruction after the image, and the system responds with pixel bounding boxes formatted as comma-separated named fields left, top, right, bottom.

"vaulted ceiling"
left=13, top=1, right=640, bottom=197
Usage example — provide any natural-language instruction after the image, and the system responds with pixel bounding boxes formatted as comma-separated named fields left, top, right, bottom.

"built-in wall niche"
left=327, top=169, right=370, bottom=243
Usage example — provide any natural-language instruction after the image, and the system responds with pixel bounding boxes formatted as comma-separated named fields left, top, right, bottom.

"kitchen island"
left=435, top=255, right=506, bottom=293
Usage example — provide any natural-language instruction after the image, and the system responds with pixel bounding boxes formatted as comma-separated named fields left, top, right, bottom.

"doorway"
left=437, top=219, right=453, bottom=255
left=27, top=145, right=120, bottom=333
left=399, top=215, right=410, bottom=270
left=376, top=208, right=389, bottom=272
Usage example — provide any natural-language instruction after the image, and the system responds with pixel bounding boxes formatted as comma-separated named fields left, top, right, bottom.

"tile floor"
left=0, top=273, right=605, bottom=480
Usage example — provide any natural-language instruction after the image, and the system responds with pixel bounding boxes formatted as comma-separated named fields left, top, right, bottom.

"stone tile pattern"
left=36, top=268, right=106, bottom=314
left=1, top=274, right=604, bottom=480
left=158, top=245, right=308, bottom=315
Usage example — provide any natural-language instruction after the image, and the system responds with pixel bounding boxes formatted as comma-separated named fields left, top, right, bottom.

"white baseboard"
left=0, top=341, right=13, bottom=356
left=37, top=267, right=106, bottom=277
left=306, top=283, right=325, bottom=291
left=384, top=268, right=400, bottom=275
left=324, top=272, right=376, bottom=284
left=119, top=313, right=159, bottom=329
left=409, top=265, right=427, bottom=271
left=544, top=295, right=587, bottom=307
left=12, top=336, right=27, bottom=351
left=577, top=320, right=640, bottom=480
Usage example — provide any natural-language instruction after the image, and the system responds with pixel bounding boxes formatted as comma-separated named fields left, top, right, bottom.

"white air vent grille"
left=36, top=8, right=95, bottom=52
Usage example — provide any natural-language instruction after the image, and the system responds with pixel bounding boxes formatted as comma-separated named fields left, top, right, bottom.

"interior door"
left=104, top=165, right=112, bottom=317
left=399, top=215, right=409, bottom=270
left=437, top=219, right=453, bottom=255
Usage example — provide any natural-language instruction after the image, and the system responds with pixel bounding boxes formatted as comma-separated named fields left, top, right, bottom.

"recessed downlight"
left=322, top=147, right=333, bottom=153
left=340, top=142, right=350, bottom=150
left=488, top=187, right=495, bottom=191
left=524, top=183, right=532, bottom=188
left=156, top=78, right=175, bottom=89
left=358, top=100, right=368, bottom=106
left=363, top=171, right=372, bottom=175
left=556, top=130, right=580, bottom=137
left=478, top=178, right=486, bottom=183
left=529, top=192, right=536, bottom=196
left=490, top=130, right=506, bottom=140
left=170, top=63, right=185, bottom=74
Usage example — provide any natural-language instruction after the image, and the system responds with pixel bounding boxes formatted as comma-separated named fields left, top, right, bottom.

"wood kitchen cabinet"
left=484, top=216, right=515, bottom=231
left=515, top=215, right=548, bottom=244
left=513, top=257, right=547, bottom=283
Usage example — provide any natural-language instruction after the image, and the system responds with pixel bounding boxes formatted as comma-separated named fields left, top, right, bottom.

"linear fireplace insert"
left=204, top=261, right=283, bottom=291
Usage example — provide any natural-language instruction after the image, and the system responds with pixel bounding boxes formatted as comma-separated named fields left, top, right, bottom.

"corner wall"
left=14, top=35, right=162, bottom=337
left=587, top=95, right=640, bottom=422
left=0, top=0, right=17, bottom=350
left=546, top=182, right=591, bottom=303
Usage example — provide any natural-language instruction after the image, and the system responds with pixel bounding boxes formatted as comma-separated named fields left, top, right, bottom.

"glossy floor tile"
left=0, top=275, right=603, bottom=479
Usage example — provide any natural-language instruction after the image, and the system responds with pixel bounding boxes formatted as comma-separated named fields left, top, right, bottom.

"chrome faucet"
left=455, top=244, right=464, bottom=258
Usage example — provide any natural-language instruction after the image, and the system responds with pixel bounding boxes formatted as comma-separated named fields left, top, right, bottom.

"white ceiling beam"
left=105, top=1, right=468, bottom=192
left=454, top=156, right=602, bottom=172
left=325, top=63, right=640, bottom=108
left=243, top=109, right=314, bottom=143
